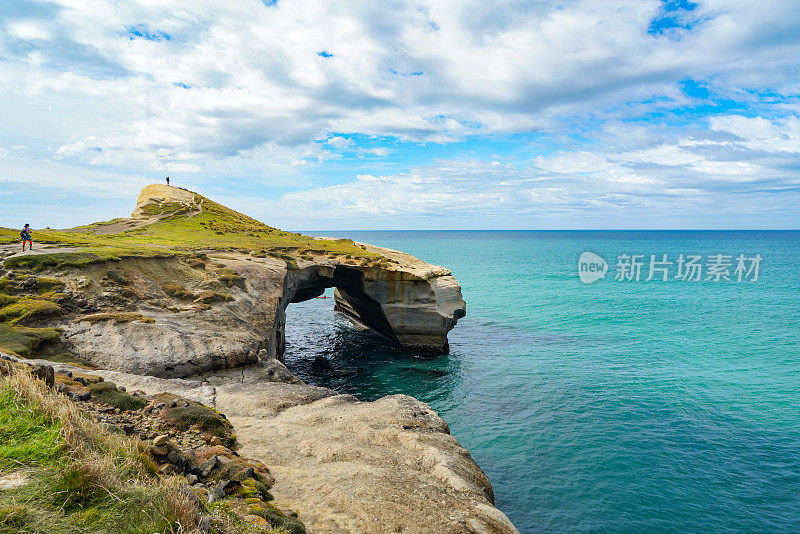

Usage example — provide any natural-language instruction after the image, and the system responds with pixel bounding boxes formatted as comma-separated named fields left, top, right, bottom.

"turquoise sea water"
left=285, top=231, right=800, bottom=533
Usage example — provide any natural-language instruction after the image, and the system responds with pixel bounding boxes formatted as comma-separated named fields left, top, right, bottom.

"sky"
left=0, top=0, right=799, bottom=230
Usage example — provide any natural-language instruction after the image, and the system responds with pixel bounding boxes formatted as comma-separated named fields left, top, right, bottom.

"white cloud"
left=2, top=0, right=800, bottom=167
left=709, top=115, right=800, bottom=153
left=325, top=136, right=356, bottom=150
left=1, top=0, right=800, bottom=228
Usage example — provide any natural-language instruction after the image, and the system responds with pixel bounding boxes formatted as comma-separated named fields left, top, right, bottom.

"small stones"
left=68, top=390, right=91, bottom=402
left=76, top=276, right=92, bottom=289
left=150, top=444, right=169, bottom=457
left=200, top=456, right=220, bottom=478
left=158, top=464, right=175, bottom=476
left=208, top=479, right=241, bottom=501
left=167, top=449, right=184, bottom=466
left=45, top=381, right=282, bottom=527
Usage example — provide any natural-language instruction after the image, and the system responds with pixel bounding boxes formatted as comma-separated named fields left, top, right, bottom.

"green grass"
left=0, top=374, right=201, bottom=534
left=0, top=388, right=61, bottom=470
left=0, top=343, right=285, bottom=534
left=0, top=280, right=15, bottom=295
left=194, top=290, right=234, bottom=304
left=119, top=194, right=374, bottom=258
left=0, top=298, right=63, bottom=325
left=0, top=324, right=60, bottom=357
left=3, top=248, right=172, bottom=273
left=206, top=502, right=288, bottom=534
left=34, top=277, right=65, bottom=293
left=253, top=505, right=306, bottom=534
left=88, top=382, right=147, bottom=411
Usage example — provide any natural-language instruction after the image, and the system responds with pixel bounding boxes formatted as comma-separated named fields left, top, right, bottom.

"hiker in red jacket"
left=20, top=224, right=32, bottom=251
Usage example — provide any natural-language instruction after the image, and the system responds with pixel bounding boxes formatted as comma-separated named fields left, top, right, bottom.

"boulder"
left=30, top=364, right=54, bottom=388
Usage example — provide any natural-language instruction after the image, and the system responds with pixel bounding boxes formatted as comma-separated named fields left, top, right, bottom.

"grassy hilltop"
left=0, top=184, right=382, bottom=273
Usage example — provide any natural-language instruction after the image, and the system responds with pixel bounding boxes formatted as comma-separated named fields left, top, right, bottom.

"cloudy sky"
left=1, top=0, right=799, bottom=229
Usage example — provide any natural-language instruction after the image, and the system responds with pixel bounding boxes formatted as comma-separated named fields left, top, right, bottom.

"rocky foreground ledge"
left=0, top=185, right=516, bottom=533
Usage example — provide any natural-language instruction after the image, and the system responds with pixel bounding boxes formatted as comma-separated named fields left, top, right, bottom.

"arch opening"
left=274, top=266, right=397, bottom=362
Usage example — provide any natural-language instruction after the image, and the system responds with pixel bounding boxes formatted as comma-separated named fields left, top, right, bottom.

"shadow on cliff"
left=283, top=294, right=462, bottom=404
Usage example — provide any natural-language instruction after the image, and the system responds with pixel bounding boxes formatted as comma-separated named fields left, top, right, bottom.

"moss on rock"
left=34, top=277, right=66, bottom=292
left=194, top=290, right=233, bottom=304
left=0, top=325, right=60, bottom=357
left=88, top=382, right=147, bottom=411
left=160, top=282, right=196, bottom=301
left=0, top=298, right=63, bottom=325
left=162, top=405, right=232, bottom=440
left=77, top=313, right=155, bottom=325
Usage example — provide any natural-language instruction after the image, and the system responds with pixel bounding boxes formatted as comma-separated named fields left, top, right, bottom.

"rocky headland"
left=0, top=185, right=517, bottom=533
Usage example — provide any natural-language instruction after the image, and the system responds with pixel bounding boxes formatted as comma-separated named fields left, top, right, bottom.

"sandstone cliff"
left=0, top=185, right=517, bottom=534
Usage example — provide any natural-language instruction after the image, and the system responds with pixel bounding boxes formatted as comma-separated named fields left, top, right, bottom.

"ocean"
left=284, top=231, right=800, bottom=533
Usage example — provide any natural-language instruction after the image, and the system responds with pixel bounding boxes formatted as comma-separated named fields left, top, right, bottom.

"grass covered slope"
left=0, top=276, right=65, bottom=358
left=0, top=370, right=286, bottom=534
left=0, top=370, right=200, bottom=534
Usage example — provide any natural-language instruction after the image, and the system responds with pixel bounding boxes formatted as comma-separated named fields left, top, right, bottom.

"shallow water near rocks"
left=284, top=231, right=800, bottom=533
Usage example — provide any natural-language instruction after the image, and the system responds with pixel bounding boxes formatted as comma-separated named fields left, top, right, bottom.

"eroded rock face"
left=277, top=255, right=467, bottom=355
left=334, top=262, right=466, bottom=352
left=54, top=255, right=287, bottom=378
left=217, top=385, right=518, bottom=534
left=131, top=184, right=201, bottom=219
left=37, top=243, right=464, bottom=377
left=347, top=242, right=466, bottom=352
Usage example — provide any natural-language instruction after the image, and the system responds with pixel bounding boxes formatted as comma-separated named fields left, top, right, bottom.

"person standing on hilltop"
left=20, top=223, right=32, bottom=251
left=166, top=176, right=170, bottom=186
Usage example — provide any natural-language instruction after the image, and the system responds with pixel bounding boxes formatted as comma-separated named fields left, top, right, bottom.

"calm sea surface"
left=284, top=231, right=800, bottom=533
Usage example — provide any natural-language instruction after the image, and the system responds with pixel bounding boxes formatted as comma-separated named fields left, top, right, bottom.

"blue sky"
left=0, top=0, right=799, bottom=230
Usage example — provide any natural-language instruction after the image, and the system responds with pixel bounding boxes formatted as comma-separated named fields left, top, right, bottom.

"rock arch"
left=270, top=259, right=466, bottom=362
